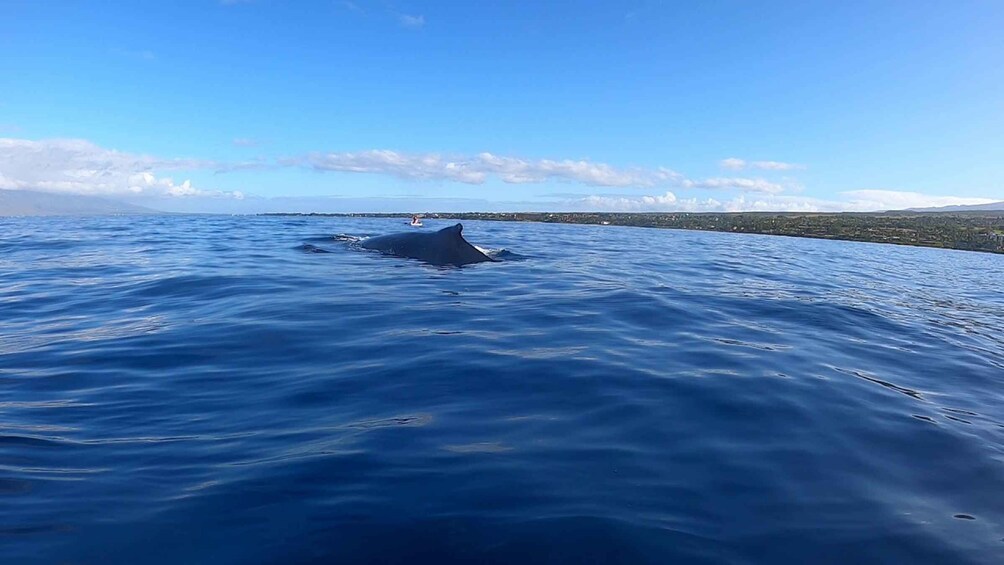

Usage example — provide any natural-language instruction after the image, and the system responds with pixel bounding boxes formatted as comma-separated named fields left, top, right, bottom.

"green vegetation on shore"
left=264, top=211, right=1004, bottom=255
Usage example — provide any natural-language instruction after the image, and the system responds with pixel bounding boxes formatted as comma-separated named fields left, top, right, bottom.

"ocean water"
left=1, top=214, right=1002, bottom=565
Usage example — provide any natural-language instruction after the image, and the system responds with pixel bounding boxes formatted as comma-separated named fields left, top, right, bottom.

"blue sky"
left=1, top=0, right=1002, bottom=212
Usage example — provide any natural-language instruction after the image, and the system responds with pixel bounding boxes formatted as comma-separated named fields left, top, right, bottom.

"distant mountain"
left=908, top=201, right=1004, bottom=212
left=0, top=190, right=158, bottom=216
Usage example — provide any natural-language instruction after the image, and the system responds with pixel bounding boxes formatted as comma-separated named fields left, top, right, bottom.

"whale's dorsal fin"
left=438, top=223, right=463, bottom=236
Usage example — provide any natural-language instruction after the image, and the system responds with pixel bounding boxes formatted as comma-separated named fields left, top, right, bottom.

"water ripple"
left=1, top=215, right=1002, bottom=564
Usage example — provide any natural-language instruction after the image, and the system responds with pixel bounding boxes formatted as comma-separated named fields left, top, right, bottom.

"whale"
left=360, top=223, right=496, bottom=266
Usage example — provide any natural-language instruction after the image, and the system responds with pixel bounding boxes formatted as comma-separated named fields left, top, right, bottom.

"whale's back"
left=360, top=223, right=494, bottom=266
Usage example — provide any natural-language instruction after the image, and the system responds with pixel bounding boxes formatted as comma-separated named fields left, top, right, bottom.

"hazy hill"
left=0, top=190, right=157, bottom=216
left=909, top=201, right=1004, bottom=212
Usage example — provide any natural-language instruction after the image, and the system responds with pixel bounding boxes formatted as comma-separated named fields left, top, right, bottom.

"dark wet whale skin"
left=360, top=223, right=495, bottom=266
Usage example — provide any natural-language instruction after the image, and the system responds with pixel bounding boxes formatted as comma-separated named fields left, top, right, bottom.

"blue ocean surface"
left=1, top=215, right=1002, bottom=564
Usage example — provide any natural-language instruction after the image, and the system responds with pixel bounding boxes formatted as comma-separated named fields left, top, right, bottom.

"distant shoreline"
left=262, top=211, right=1004, bottom=255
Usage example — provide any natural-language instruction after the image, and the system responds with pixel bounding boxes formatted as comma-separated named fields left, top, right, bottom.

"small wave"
left=480, top=247, right=527, bottom=261
left=442, top=442, right=514, bottom=454
left=0, top=434, right=67, bottom=448
left=0, top=523, right=75, bottom=536
left=839, top=368, right=925, bottom=400
left=295, top=243, right=331, bottom=254
left=342, top=414, right=434, bottom=430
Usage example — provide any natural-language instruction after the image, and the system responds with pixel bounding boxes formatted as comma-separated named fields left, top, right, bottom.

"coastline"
left=261, top=211, right=1004, bottom=255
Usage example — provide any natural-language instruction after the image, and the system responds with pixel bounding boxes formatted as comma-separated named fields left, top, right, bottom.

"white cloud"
left=288, top=150, right=486, bottom=184
left=838, top=190, right=995, bottom=211
left=13, top=139, right=985, bottom=214
left=398, top=14, right=425, bottom=28
left=0, top=138, right=243, bottom=199
left=8, top=140, right=765, bottom=198
left=578, top=191, right=697, bottom=212
left=291, top=150, right=793, bottom=192
left=720, top=157, right=804, bottom=171
left=720, top=157, right=746, bottom=170
left=476, top=152, right=682, bottom=187
left=569, top=190, right=998, bottom=213
left=752, top=160, right=803, bottom=171
left=2, top=138, right=796, bottom=198
left=682, top=177, right=785, bottom=194
left=233, top=137, right=259, bottom=147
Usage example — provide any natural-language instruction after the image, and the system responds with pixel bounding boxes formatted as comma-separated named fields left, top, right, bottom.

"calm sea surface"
left=1, top=215, right=1002, bottom=564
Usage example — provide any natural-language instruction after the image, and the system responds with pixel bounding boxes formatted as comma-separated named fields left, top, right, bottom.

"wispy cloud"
left=397, top=13, right=425, bottom=28
left=577, top=191, right=686, bottom=211
left=720, top=157, right=804, bottom=171
left=682, top=177, right=785, bottom=195
left=837, top=190, right=997, bottom=211
left=340, top=1, right=362, bottom=13
left=9, top=138, right=981, bottom=214
left=285, top=149, right=792, bottom=193
left=570, top=190, right=997, bottom=213
left=285, top=150, right=690, bottom=188
left=755, top=161, right=804, bottom=171
left=0, top=138, right=244, bottom=199
left=233, top=137, right=260, bottom=148
left=719, top=157, right=746, bottom=170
